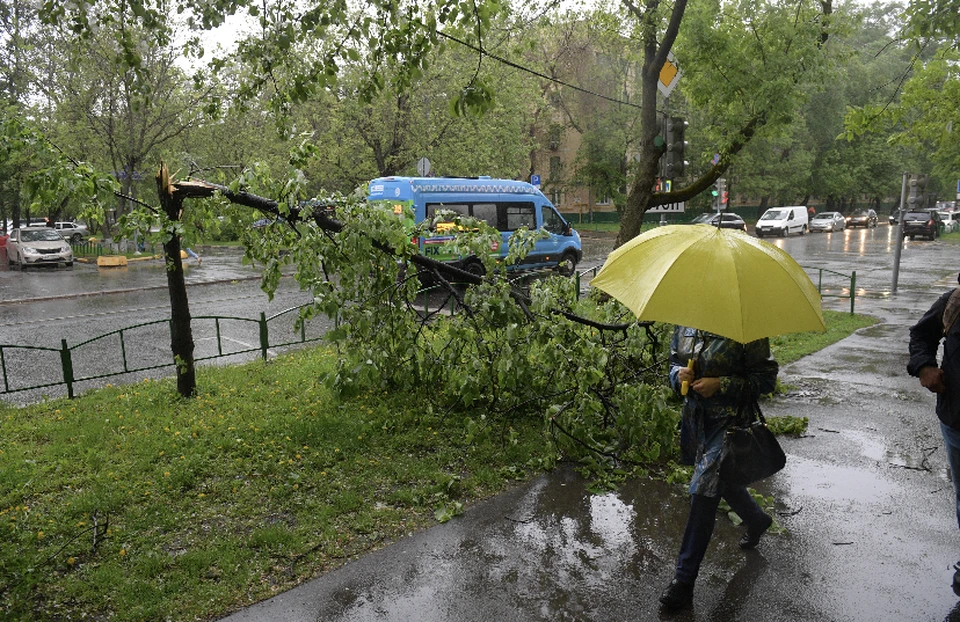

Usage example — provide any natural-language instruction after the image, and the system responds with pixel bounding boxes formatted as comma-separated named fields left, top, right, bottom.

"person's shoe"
left=658, top=578, right=694, bottom=610
left=953, top=561, right=960, bottom=597
left=739, top=512, right=774, bottom=549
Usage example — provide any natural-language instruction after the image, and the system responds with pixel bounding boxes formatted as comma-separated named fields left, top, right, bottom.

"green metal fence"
left=69, top=239, right=105, bottom=259
left=810, top=267, right=857, bottom=314
left=1, top=264, right=857, bottom=400
left=0, top=305, right=324, bottom=399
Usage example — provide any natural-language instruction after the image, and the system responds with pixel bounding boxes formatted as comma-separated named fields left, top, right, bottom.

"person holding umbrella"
left=658, top=326, right=780, bottom=610
left=589, top=223, right=825, bottom=610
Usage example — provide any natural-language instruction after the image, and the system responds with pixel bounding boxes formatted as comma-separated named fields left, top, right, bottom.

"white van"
left=755, top=206, right=809, bottom=238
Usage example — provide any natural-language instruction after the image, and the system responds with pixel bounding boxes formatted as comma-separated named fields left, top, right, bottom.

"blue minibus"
left=367, top=176, right=582, bottom=276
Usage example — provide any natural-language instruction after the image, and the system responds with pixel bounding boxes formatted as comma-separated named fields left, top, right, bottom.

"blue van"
left=367, top=176, right=582, bottom=276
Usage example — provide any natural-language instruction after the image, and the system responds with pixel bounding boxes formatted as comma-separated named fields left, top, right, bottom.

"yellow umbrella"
left=590, top=224, right=825, bottom=343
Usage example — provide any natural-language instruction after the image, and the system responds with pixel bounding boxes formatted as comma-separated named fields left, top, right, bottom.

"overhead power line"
left=435, top=30, right=643, bottom=110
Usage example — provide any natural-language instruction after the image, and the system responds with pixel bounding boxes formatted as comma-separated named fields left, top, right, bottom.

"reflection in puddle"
left=588, top=493, right=635, bottom=550
left=781, top=454, right=899, bottom=503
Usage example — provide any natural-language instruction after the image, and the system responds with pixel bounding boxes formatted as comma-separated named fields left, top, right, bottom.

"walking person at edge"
left=659, top=326, right=779, bottom=610
left=908, top=275, right=960, bottom=595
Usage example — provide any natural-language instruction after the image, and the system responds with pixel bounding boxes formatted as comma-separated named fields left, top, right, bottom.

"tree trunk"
left=156, top=163, right=196, bottom=398
left=616, top=1, right=672, bottom=248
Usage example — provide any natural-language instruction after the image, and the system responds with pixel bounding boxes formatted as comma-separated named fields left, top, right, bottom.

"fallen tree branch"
left=166, top=177, right=643, bottom=333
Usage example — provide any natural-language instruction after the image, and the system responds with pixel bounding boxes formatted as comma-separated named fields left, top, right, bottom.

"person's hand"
left=678, top=367, right=695, bottom=384
left=919, top=366, right=946, bottom=394
left=691, top=377, right=721, bottom=398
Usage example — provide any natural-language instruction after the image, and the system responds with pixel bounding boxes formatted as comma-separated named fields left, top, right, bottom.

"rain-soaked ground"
left=5, top=230, right=960, bottom=620
left=218, top=233, right=960, bottom=622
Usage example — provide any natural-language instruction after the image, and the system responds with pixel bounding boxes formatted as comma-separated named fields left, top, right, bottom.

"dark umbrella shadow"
left=944, top=600, right=960, bottom=622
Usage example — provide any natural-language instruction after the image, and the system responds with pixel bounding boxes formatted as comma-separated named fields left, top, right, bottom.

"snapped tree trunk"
left=156, top=163, right=196, bottom=398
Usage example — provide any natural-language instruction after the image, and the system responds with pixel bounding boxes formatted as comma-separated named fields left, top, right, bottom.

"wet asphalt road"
left=219, top=228, right=960, bottom=622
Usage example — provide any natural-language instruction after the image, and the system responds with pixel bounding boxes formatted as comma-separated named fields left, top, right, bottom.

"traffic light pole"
left=891, top=172, right=908, bottom=294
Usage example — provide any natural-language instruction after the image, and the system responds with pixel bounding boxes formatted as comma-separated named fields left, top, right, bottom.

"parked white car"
left=6, top=227, right=74, bottom=267
left=51, top=221, right=90, bottom=243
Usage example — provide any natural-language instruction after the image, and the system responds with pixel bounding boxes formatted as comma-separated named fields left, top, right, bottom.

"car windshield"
left=851, top=211, right=870, bottom=217
left=691, top=214, right=717, bottom=224
left=760, top=210, right=788, bottom=221
left=812, top=214, right=833, bottom=220
left=20, top=229, right=63, bottom=242
left=905, top=212, right=932, bottom=220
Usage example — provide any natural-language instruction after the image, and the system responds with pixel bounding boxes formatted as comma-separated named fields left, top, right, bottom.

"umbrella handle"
left=680, top=358, right=694, bottom=396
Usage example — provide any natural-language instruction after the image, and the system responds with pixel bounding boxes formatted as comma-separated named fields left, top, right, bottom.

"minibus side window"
left=542, top=206, right=568, bottom=234
left=426, top=203, right=469, bottom=221
left=503, top=203, right=536, bottom=231
left=472, top=203, right=498, bottom=228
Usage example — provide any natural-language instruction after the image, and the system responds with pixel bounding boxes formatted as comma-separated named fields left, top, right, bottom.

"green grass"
left=0, top=348, right=549, bottom=621
left=771, top=310, right=877, bottom=364
left=0, top=309, right=874, bottom=621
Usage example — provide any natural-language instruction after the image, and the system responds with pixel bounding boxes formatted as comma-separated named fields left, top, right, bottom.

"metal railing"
left=575, top=266, right=600, bottom=297
left=811, top=267, right=857, bottom=314
left=69, top=239, right=105, bottom=258
left=0, top=305, right=324, bottom=399
left=1, top=265, right=857, bottom=400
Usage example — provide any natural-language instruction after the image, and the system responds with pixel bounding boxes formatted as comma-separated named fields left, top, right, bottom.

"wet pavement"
left=218, top=234, right=960, bottom=622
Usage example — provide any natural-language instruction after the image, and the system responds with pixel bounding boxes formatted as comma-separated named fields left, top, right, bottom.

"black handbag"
left=718, top=399, right=786, bottom=486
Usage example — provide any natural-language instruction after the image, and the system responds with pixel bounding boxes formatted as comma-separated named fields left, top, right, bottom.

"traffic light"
left=664, top=117, right=688, bottom=178
left=906, top=174, right=929, bottom=210
left=712, top=178, right=727, bottom=210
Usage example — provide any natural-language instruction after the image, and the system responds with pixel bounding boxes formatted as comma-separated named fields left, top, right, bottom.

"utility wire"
left=435, top=30, right=643, bottom=110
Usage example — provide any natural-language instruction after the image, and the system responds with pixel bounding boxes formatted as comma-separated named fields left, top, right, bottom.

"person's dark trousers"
left=722, top=484, right=767, bottom=528
left=675, top=487, right=767, bottom=584
left=675, top=493, right=721, bottom=584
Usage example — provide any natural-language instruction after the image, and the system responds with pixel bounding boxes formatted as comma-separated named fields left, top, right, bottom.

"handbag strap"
left=735, top=395, right=766, bottom=426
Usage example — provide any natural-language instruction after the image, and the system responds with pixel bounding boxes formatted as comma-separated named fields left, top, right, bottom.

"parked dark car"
left=902, top=210, right=944, bottom=240
left=689, top=212, right=747, bottom=232
left=846, top=209, right=878, bottom=228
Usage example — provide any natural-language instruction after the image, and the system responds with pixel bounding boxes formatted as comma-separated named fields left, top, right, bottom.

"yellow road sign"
left=658, top=52, right=681, bottom=97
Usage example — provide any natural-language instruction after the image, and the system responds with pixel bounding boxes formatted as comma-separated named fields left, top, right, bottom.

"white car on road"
left=6, top=227, right=74, bottom=267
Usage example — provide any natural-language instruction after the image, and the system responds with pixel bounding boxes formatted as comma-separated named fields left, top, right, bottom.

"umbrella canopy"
left=591, top=224, right=826, bottom=343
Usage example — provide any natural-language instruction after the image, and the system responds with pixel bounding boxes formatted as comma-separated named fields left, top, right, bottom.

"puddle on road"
left=780, top=454, right=899, bottom=503
left=839, top=429, right=919, bottom=468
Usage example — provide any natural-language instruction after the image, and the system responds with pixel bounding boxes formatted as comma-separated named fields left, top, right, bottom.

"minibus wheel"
left=463, top=260, right=485, bottom=278
left=557, top=252, right=578, bottom=277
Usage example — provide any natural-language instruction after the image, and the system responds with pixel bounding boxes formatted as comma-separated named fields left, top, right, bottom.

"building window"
left=549, top=156, right=562, bottom=178
left=550, top=189, right=563, bottom=207
left=596, top=194, right=612, bottom=206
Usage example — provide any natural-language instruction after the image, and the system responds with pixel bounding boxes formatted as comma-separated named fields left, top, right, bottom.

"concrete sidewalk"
left=219, top=269, right=960, bottom=622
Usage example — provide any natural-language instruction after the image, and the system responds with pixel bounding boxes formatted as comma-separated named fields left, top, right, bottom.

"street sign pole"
left=892, top=172, right=909, bottom=294
left=417, top=157, right=431, bottom=177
